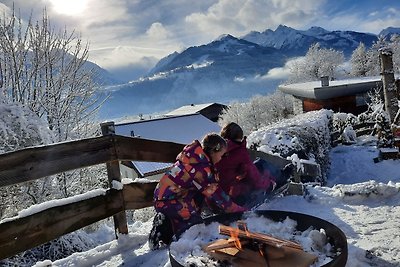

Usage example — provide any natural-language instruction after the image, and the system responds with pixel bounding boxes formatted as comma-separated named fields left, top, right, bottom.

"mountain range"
left=98, top=25, right=400, bottom=120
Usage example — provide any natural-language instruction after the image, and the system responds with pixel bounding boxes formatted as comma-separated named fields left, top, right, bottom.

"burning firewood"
left=219, top=224, right=303, bottom=250
left=203, top=222, right=318, bottom=267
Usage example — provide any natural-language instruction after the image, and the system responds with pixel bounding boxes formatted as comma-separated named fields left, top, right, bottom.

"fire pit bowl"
left=169, top=210, right=347, bottom=267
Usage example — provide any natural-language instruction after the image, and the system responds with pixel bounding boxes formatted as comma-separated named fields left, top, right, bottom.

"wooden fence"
left=0, top=133, right=184, bottom=260
left=0, top=127, right=321, bottom=260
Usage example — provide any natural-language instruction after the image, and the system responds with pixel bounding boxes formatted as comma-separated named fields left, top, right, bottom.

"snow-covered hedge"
left=0, top=101, right=54, bottom=153
left=247, top=109, right=333, bottom=183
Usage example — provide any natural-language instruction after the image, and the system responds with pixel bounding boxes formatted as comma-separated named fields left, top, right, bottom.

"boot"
left=148, top=212, right=174, bottom=250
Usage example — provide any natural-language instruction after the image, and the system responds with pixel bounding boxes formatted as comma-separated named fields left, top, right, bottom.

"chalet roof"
left=279, top=76, right=383, bottom=100
left=165, top=103, right=221, bottom=116
left=114, top=113, right=221, bottom=177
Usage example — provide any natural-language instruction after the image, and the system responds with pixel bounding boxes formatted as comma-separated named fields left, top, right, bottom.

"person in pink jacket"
left=216, top=122, right=276, bottom=205
left=149, top=133, right=247, bottom=249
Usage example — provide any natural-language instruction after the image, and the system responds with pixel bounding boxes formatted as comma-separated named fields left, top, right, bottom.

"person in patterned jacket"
left=149, top=133, right=247, bottom=249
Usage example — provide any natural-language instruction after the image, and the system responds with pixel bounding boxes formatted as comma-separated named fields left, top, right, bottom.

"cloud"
left=145, top=22, right=170, bottom=40
left=261, top=57, right=303, bottom=80
left=185, top=0, right=324, bottom=40
left=263, top=66, right=291, bottom=80
left=89, top=46, right=166, bottom=81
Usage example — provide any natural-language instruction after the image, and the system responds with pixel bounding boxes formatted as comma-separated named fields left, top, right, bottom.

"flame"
left=259, top=246, right=265, bottom=257
left=228, top=227, right=242, bottom=249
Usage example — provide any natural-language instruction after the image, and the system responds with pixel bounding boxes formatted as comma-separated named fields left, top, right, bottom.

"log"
left=219, top=225, right=302, bottom=250
left=205, top=239, right=317, bottom=267
left=203, top=238, right=247, bottom=254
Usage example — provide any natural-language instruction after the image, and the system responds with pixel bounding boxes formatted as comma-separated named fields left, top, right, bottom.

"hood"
left=226, top=137, right=247, bottom=153
left=176, top=140, right=211, bottom=166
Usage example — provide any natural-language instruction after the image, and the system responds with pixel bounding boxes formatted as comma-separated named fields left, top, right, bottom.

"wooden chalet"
left=279, top=76, right=384, bottom=115
left=165, top=102, right=227, bottom=122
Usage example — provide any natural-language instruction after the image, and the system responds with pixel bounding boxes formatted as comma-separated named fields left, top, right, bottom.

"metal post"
left=100, top=121, right=128, bottom=237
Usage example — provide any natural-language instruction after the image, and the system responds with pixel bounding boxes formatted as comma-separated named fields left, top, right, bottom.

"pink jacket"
left=216, top=138, right=275, bottom=198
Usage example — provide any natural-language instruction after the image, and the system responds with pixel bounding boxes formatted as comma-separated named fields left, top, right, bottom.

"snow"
left=29, top=133, right=400, bottom=266
left=0, top=189, right=107, bottom=224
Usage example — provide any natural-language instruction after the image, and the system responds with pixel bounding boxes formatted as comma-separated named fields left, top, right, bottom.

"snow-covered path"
left=34, top=139, right=400, bottom=267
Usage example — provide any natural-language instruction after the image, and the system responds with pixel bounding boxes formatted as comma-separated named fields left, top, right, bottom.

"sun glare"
left=50, top=0, right=88, bottom=16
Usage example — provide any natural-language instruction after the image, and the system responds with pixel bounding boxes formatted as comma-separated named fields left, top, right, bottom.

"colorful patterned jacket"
left=215, top=138, right=275, bottom=198
left=154, top=140, right=245, bottom=220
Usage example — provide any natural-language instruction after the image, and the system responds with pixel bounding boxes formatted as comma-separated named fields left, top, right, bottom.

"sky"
left=0, top=0, right=399, bottom=81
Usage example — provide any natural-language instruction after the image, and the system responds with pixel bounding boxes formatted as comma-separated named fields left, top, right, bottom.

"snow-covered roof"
left=164, top=103, right=217, bottom=117
left=114, top=113, right=221, bottom=176
left=279, top=76, right=383, bottom=100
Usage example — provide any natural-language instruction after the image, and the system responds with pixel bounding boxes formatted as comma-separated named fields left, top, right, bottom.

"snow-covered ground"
left=32, top=135, right=400, bottom=267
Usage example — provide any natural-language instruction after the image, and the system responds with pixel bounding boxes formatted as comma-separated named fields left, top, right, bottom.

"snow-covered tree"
left=351, top=36, right=391, bottom=77
left=0, top=8, right=108, bottom=199
left=288, top=43, right=345, bottom=83
left=219, top=91, right=293, bottom=135
left=350, top=43, right=369, bottom=77
left=0, top=97, right=55, bottom=218
left=389, top=34, right=400, bottom=74
left=0, top=8, right=103, bottom=142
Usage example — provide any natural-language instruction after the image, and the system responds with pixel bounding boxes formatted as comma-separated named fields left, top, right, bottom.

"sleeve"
left=201, top=183, right=247, bottom=212
left=191, top=164, right=247, bottom=212
left=243, top=153, right=276, bottom=191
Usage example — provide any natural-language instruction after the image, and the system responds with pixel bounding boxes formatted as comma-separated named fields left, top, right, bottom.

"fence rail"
left=0, top=135, right=184, bottom=260
left=0, top=135, right=184, bottom=187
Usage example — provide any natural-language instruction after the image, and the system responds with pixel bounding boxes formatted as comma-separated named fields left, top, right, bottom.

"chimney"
left=321, top=76, right=329, bottom=87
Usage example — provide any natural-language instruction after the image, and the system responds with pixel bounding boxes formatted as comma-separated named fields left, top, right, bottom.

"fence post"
left=380, top=49, right=398, bottom=124
left=100, top=121, right=128, bottom=237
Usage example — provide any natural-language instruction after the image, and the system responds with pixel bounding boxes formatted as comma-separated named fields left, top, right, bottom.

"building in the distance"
left=279, top=76, right=384, bottom=115
left=165, top=103, right=227, bottom=122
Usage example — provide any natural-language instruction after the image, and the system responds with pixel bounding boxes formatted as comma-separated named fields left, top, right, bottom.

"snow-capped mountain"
left=379, top=27, right=400, bottom=38
left=99, top=25, right=389, bottom=120
left=146, top=34, right=284, bottom=78
left=241, top=24, right=377, bottom=56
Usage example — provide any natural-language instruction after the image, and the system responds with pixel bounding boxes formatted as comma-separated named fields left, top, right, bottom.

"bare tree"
left=0, top=8, right=107, bottom=200
left=0, top=8, right=103, bottom=142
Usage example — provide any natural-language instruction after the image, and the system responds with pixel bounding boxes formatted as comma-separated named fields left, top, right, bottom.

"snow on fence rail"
left=0, top=133, right=184, bottom=260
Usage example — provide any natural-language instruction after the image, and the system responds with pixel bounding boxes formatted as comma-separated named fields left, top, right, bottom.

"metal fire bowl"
left=169, top=210, right=348, bottom=267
